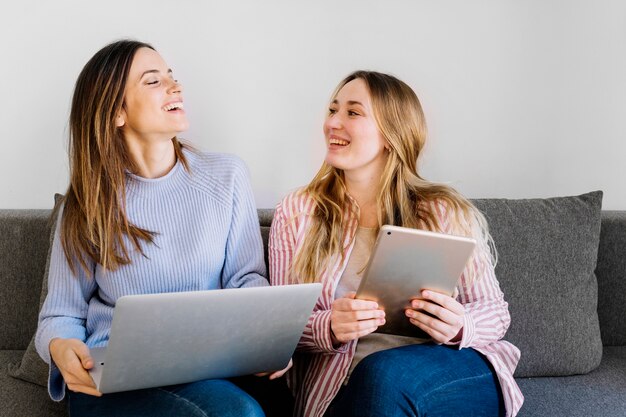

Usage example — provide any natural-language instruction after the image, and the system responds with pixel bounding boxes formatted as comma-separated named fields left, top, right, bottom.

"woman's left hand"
left=405, top=290, right=465, bottom=344
left=254, top=358, right=293, bottom=380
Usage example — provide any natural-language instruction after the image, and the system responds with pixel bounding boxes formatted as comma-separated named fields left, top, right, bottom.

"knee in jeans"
left=351, top=350, right=399, bottom=390
left=238, top=400, right=265, bottom=417
left=225, top=394, right=264, bottom=417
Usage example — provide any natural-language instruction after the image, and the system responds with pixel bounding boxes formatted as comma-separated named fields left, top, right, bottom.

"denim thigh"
left=231, top=375, right=294, bottom=417
left=328, top=343, right=505, bottom=417
left=67, top=378, right=265, bottom=417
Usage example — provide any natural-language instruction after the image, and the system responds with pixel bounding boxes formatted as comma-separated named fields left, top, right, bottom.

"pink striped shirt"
left=269, top=190, right=524, bottom=417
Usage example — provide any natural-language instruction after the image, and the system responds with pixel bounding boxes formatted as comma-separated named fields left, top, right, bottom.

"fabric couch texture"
left=473, top=191, right=603, bottom=377
left=7, top=196, right=61, bottom=387
left=2, top=192, right=625, bottom=417
left=0, top=210, right=51, bottom=351
left=596, top=211, right=626, bottom=346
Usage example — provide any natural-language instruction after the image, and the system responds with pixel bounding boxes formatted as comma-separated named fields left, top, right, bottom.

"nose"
left=324, top=112, right=342, bottom=131
left=167, top=78, right=183, bottom=95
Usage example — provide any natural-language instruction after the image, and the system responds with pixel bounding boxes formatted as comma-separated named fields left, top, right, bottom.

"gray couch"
left=1, top=192, right=625, bottom=416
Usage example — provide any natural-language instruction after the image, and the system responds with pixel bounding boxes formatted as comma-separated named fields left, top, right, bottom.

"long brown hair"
left=59, top=39, right=188, bottom=276
left=293, top=70, right=495, bottom=283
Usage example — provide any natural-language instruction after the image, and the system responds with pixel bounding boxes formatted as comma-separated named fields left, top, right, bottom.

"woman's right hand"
left=49, top=338, right=102, bottom=397
left=330, top=293, right=385, bottom=345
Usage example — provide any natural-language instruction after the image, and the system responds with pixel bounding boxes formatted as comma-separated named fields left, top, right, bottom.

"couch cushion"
left=0, top=210, right=52, bottom=350
left=473, top=191, right=603, bottom=377
left=258, top=208, right=274, bottom=270
left=8, top=195, right=62, bottom=387
left=0, top=350, right=66, bottom=417
left=596, top=211, right=626, bottom=346
left=515, top=346, right=626, bottom=416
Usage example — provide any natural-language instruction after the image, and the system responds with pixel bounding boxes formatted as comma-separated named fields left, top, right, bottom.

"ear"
left=115, top=109, right=126, bottom=128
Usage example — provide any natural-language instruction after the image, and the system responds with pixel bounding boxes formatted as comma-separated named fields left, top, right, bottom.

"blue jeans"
left=327, top=343, right=505, bottom=417
left=67, top=378, right=265, bottom=417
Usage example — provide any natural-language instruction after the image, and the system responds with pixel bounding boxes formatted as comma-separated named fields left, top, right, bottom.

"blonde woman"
left=269, top=71, right=524, bottom=417
left=34, top=40, right=289, bottom=417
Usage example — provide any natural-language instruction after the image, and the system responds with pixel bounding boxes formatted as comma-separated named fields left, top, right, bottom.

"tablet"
left=355, top=225, right=476, bottom=338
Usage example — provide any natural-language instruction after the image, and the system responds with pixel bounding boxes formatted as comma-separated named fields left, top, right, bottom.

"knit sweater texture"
left=35, top=149, right=268, bottom=400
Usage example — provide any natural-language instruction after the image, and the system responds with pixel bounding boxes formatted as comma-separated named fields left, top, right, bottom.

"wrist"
left=330, top=326, right=340, bottom=346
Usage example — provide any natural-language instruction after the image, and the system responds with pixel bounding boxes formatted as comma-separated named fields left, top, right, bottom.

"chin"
left=324, top=155, right=348, bottom=171
left=177, top=120, right=190, bottom=130
left=172, top=124, right=189, bottom=134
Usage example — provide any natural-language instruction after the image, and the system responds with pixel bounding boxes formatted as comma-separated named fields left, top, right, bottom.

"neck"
left=125, top=136, right=177, bottom=179
left=344, top=170, right=381, bottom=228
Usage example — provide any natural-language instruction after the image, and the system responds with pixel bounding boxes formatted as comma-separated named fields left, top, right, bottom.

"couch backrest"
left=0, top=210, right=51, bottom=350
left=258, top=209, right=274, bottom=270
left=0, top=208, right=624, bottom=350
left=595, top=211, right=626, bottom=346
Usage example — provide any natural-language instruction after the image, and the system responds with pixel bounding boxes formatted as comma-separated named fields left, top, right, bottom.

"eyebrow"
left=139, top=68, right=173, bottom=79
left=331, top=99, right=365, bottom=106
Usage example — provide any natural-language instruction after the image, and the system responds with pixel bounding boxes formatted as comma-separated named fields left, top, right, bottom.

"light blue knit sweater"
left=35, top=149, right=268, bottom=401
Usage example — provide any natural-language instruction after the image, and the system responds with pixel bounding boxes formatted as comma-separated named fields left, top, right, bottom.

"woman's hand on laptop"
left=49, top=338, right=102, bottom=397
left=330, top=293, right=386, bottom=345
left=405, top=290, right=464, bottom=344
left=254, top=358, right=293, bottom=380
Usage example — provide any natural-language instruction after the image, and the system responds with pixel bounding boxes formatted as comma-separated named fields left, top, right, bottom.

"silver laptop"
left=88, top=283, right=321, bottom=394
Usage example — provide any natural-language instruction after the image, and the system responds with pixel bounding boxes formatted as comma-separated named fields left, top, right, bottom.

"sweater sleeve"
left=34, top=208, right=98, bottom=401
left=269, top=198, right=349, bottom=354
left=220, top=158, right=268, bottom=289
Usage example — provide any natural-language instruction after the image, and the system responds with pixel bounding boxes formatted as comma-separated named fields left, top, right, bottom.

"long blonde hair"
left=59, top=39, right=189, bottom=276
left=292, top=70, right=494, bottom=283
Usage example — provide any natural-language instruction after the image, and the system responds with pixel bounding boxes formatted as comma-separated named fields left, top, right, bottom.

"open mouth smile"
left=328, top=134, right=350, bottom=147
left=329, top=138, right=349, bottom=146
left=162, top=102, right=184, bottom=112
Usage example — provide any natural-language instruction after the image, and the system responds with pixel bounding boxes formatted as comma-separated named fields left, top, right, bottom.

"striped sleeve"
left=454, top=244, right=511, bottom=348
left=269, top=196, right=349, bottom=354
left=432, top=201, right=511, bottom=349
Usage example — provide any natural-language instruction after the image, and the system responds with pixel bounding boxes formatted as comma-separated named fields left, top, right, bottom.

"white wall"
left=1, top=0, right=625, bottom=209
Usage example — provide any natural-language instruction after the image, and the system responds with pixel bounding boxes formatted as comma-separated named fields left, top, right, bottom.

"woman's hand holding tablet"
left=405, top=289, right=465, bottom=343
left=330, top=293, right=386, bottom=345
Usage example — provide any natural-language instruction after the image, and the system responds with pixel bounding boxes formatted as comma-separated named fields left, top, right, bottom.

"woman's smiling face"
left=323, top=78, right=388, bottom=177
left=117, top=47, right=189, bottom=143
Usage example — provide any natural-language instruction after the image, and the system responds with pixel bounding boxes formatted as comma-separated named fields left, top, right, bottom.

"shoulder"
left=185, top=149, right=250, bottom=187
left=275, top=188, right=316, bottom=218
left=424, top=197, right=490, bottom=248
left=271, top=188, right=318, bottom=233
left=185, top=149, right=249, bottom=180
left=420, top=197, right=476, bottom=236
left=419, top=198, right=453, bottom=227
left=179, top=149, right=253, bottom=206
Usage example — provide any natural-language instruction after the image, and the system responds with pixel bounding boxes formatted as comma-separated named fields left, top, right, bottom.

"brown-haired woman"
left=34, top=40, right=283, bottom=416
left=269, top=71, right=524, bottom=417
